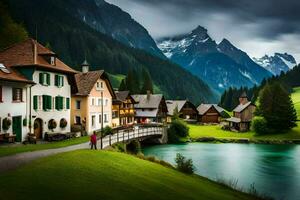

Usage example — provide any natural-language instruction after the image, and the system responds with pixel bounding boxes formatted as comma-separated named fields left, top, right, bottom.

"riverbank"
left=0, top=150, right=259, bottom=200
left=188, top=122, right=300, bottom=145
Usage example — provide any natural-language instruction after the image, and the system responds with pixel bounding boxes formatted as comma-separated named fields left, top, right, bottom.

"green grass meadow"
left=0, top=150, right=258, bottom=200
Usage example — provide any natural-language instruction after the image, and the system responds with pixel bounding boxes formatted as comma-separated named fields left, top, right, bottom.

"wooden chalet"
left=197, top=104, right=225, bottom=124
left=166, top=100, right=198, bottom=123
left=226, top=92, right=256, bottom=132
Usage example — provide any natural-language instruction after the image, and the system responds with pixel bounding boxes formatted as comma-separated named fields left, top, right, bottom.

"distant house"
left=71, top=61, right=115, bottom=134
left=112, top=91, right=136, bottom=127
left=197, top=104, right=225, bottom=124
left=166, top=100, right=198, bottom=123
left=226, top=92, right=256, bottom=132
left=131, top=92, right=168, bottom=123
left=0, top=39, right=76, bottom=141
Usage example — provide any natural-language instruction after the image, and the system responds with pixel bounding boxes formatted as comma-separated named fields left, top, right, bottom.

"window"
left=112, top=111, right=118, bottom=119
left=39, top=73, right=50, bottom=86
left=96, top=81, right=104, bottom=90
left=76, top=100, right=81, bottom=109
left=34, top=95, right=43, bottom=110
left=99, top=114, right=102, bottom=124
left=91, top=98, right=95, bottom=106
left=55, top=75, right=64, bottom=87
left=75, top=116, right=81, bottom=125
left=50, top=57, right=55, bottom=65
left=105, top=99, right=109, bottom=106
left=92, top=115, right=96, bottom=127
left=55, top=96, right=64, bottom=110
left=12, top=88, right=22, bottom=102
left=104, top=114, right=108, bottom=123
left=98, top=98, right=102, bottom=106
left=42, top=95, right=52, bottom=111
left=0, top=86, right=2, bottom=102
left=66, top=98, right=70, bottom=109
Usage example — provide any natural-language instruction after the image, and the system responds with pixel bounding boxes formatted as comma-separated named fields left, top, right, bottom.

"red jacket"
left=90, top=134, right=97, bottom=144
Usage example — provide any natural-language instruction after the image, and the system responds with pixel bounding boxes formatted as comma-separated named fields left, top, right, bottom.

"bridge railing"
left=99, top=125, right=164, bottom=149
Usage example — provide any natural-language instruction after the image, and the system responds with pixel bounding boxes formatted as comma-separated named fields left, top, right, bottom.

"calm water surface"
left=143, top=143, right=300, bottom=200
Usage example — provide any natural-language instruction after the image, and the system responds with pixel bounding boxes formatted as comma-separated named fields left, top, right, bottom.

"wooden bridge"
left=99, top=124, right=168, bottom=149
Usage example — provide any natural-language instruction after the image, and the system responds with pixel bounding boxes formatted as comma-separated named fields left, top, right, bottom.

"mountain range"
left=5, top=0, right=216, bottom=103
left=158, top=26, right=273, bottom=93
left=253, top=53, right=297, bottom=75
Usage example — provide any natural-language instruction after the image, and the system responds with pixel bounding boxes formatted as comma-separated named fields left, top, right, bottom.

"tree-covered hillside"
left=4, top=0, right=216, bottom=104
left=220, top=64, right=300, bottom=110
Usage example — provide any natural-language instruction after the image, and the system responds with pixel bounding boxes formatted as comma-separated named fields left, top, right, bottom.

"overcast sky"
left=106, top=0, right=300, bottom=62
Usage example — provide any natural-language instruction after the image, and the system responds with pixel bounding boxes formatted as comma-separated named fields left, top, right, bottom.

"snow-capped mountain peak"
left=253, top=53, right=297, bottom=75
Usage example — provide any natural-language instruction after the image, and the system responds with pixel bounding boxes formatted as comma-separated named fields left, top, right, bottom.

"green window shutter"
left=47, top=95, right=52, bottom=110
left=55, top=75, right=58, bottom=87
left=61, top=76, right=64, bottom=87
left=66, top=98, right=70, bottom=109
left=39, top=73, right=43, bottom=84
left=42, top=95, right=47, bottom=111
left=46, top=73, right=50, bottom=85
left=33, top=96, right=38, bottom=110
left=55, top=96, right=59, bottom=110
left=60, top=97, right=64, bottom=110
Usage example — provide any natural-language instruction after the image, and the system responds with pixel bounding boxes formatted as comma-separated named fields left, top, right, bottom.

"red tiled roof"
left=0, top=38, right=77, bottom=83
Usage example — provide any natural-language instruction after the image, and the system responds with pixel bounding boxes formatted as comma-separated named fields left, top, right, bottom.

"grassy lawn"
left=0, top=150, right=257, bottom=200
left=292, top=87, right=300, bottom=120
left=189, top=123, right=300, bottom=140
left=0, top=136, right=89, bottom=157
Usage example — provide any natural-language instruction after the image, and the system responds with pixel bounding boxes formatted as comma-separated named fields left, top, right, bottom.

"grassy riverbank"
left=0, top=150, right=259, bottom=200
left=190, top=87, right=300, bottom=142
left=0, top=136, right=89, bottom=157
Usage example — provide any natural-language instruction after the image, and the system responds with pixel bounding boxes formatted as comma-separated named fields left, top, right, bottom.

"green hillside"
left=292, top=87, right=300, bottom=120
left=0, top=150, right=257, bottom=200
left=4, top=0, right=216, bottom=104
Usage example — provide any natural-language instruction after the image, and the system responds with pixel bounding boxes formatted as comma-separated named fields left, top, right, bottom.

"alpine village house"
left=0, top=39, right=77, bottom=142
left=197, top=104, right=225, bottom=124
left=166, top=100, right=198, bottom=123
left=112, top=91, right=136, bottom=127
left=226, top=92, right=256, bottom=132
left=71, top=61, right=115, bottom=134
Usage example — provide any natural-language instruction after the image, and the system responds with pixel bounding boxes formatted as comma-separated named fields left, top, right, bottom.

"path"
left=0, top=125, right=164, bottom=173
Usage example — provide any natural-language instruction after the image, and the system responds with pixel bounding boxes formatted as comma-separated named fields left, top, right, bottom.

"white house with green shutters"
left=0, top=39, right=77, bottom=140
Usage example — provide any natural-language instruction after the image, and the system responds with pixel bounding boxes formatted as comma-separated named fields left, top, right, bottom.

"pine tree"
left=257, top=82, right=297, bottom=131
left=119, top=79, right=127, bottom=91
left=141, top=68, right=153, bottom=94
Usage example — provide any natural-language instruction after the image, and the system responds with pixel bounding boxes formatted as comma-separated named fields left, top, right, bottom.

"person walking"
left=90, top=131, right=97, bottom=150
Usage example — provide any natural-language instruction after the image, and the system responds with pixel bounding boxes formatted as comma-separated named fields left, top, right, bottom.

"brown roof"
left=197, top=104, right=224, bottom=115
left=74, top=70, right=115, bottom=98
left=0, top=38, right=77, bottom=75
left=115, top=91, right=136, bottom=103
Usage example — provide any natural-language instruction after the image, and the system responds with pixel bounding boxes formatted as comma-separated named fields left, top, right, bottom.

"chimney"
left=81, top=60, right=89, bottom=73
left=239, top=92, right=249, bottom=105
left=147, top=90, right=151, bottom=100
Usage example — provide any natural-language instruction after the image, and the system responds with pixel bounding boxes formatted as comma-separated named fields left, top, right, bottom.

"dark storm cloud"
left=106, top=0, right=300, bottom=61
left=124, top=0, right=300, bottom=39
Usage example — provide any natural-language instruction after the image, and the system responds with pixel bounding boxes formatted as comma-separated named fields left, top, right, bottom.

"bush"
left=168, top=119, right=189, bottom=143
left=102, top=126, right=113, bottom=136
left=48, top=119, right=57, bottom=131
left=112, top=143, right=126, bottom=152
left=59, top=118, right=68, bottom=129
left=2, top=118, right=12, bottom=131
left=175, top=153, right=194, bottom=174
left=251, top=117, right=269, bottom=135
left=126, top=140, right=141, bottom=154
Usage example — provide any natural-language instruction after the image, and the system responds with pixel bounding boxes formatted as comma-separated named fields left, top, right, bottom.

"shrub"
left=168, top=119, right=189, bottom=143
left=48, top=119, right=57, bottom=131
left=112, top=143, right=126, bottom=152
left=59, top=118, right=68, bottom=129
left=2, top=118, right=12, bottom=131
left=126, top=140, right=141, bottom=154
left=175, top=153, right=194, bottom=174
left=251, top=117, right=269, bottom=135
left=102, top=126, right=113, bottom=136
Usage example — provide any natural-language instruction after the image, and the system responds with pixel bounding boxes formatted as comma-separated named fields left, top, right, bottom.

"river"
left=143, top=143, right=300, bottom=200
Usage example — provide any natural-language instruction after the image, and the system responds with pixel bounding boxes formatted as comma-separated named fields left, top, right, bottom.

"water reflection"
left=143, top=143, right=300, bottom=200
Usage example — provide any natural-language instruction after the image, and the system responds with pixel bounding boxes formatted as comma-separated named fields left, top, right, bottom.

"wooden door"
left=12, top=116, right=22, bottom=142
left=34, top=119, right=43, bottom=139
